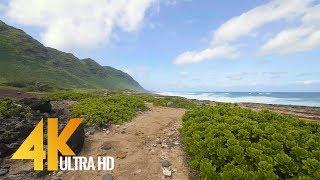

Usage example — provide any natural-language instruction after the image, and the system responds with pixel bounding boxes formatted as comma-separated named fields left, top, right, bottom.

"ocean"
left=157, top=92, right=320, bottom=107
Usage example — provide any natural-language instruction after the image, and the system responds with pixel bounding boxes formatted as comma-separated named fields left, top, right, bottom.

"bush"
left=180, top=104, right=320, bottom=179
left=43, top=90, right=98, bottom=101
left=26, top=81, right=52, bottom=92
left=153, top=97, right=197, bottom=109
left=0, top=100, right=20, bottom=117
left=5, top=80, right=52, bottom=91
left=137, top=95, right=197, bottom=109
left=71, top=95, right=148, bottom=125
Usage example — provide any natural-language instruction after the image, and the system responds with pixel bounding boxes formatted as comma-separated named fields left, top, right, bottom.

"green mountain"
left=0, top=20, right=145, bottom=91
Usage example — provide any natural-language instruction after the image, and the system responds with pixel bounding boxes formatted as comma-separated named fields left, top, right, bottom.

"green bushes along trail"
left=180, top=104, right=320, bottom=179
left=71, top=95, right=148, bottom=125
left=43, top=90, right=197, bottom=125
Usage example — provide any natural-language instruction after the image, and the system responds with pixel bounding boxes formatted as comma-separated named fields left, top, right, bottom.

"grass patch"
left=181, top=104, right=320, bottom=179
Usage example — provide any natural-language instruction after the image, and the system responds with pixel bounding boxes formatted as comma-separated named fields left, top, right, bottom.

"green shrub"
left=0, top=100, right=20, bottom=117
left=71, top=95, right=148, bottom=125
left=5, top=80, right=52, bottom=92
left=153, top=97, right=197, bottom=109
left=181, top=104, right=320, bottom=179
left=23, top=106, right=32, bottom=120
left=136, top=95, right=197, bottom=109
left=43, top=90, right=98, bottom=101
left=26, top=81, right=52, bottom=92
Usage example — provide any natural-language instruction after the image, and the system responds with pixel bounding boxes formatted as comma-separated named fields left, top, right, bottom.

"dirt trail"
left=60, top=103, right=188, bottom=180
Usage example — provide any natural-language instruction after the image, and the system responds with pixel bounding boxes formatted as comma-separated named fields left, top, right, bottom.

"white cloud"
left=261, top=4, right=320, bottom=54
left=6, top=0, right=154, bottom=51
left=174, top=0, right=313, bottom=65
left=164, top=0, right=191, bottom=6
left=174, top=45, right=239, bottom=65
left=295, top=80, right=320, bottom=85
left=212, top=0, right=310, bottom=44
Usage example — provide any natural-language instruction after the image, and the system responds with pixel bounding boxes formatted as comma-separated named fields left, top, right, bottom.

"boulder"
left=103, top=173, right=113, bottom=180
left=161, top=159, right=172, bottom=167
left=166, top=101, right=174, bottom=107
left=162, top=167, right=172, bottom=177
left=0, top=168, right=9, bottom=176
left=0, top=143, right=11, bottom=158
left=66, top=124, right=85, bottom=155
left=20, top=98, right=52, bottom=113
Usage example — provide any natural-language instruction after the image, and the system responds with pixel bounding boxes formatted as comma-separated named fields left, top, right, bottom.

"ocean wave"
left=158, top=92, right=320, bottom=107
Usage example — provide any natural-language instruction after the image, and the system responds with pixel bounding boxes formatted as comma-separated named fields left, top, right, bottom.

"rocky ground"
left=56, top=103, right=189, bottom=180
left=238, top=102, right=320, bottom=120
left=0, top=88, right=37, bottom=100
left=186, top=98, right=320, bottom=121
left=0, top=98, right=85, bottom=179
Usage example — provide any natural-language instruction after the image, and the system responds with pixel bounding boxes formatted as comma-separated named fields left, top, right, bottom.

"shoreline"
left=156, top=94, right=320, bottom=120
left=156, top=91, right=320, bottom=107
left=0, top=87, right=319, bottom=120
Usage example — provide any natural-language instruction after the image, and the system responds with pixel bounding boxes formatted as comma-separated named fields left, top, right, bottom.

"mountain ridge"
left=0, top=20, right=145, bottom=91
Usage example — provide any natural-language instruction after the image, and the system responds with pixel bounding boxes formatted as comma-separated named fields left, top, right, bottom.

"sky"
left=0, top=0, right=320, bottom=92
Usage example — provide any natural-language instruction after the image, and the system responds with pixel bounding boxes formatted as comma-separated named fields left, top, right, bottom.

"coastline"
left=156, top=91, right=320, bottom=107
left=156, top=93, right=320, bottom=121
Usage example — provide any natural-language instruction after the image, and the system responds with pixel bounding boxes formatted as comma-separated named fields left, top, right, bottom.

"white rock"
left=133, top=169, right=141, bottom=175
left=161, top=143, right=168, bottom=148
left=56, top=171, right=63, bottom=176
left=149, top=149, right=155, bottom=155
left=156, top=138, right=162, bottom=144
left=162, top=167, right=172, bottom=177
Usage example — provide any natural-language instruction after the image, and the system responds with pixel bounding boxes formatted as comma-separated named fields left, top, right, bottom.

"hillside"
left=0, top=20, right=145, bottom=91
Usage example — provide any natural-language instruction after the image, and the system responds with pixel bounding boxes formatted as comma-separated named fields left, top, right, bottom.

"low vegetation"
left=137, top=95, right=197, bottom=109
left=181, top=104, right=320, bottom=179
left=71, top=95, right=148, bottom=125
left=43, top=90, right=100, bottom=101
left=153, top=97, right=197, bottom=109
left=0, top=100, right=20, bottom=117
left=42, top=90, right=198, bottom=125
left=0, top=99, right=32, bottom=119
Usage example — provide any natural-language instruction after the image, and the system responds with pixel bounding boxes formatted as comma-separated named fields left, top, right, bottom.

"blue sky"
left=0, top=0, right=320, bottom=92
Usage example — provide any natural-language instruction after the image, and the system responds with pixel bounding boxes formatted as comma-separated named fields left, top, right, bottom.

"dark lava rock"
left=0, top=143, right=11, bottom=158
left=161, top=159, right=172, bottom=167
left=101, top=142, right=112, bottom=151
left=66, top=124, right=85, bottom=155
left=103, top=173, right=113, bottom=180
left=0, top=97, right=86, bottom=161
left=20, top=98, right=52, bottom=113
left=0, top=168, right=9, bottom=176
left=34, top=169, right=49, bottom=178
left=17, top=124, right=33, bottom=137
